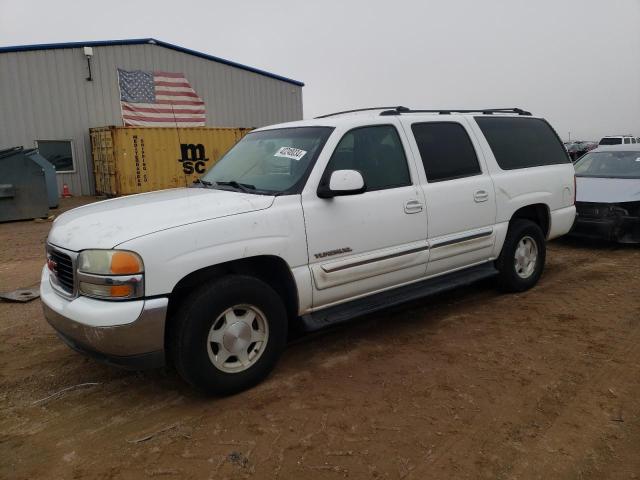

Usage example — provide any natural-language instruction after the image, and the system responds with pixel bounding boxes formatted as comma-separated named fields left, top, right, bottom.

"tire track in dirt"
left=406, top=246, right=640, bottom=479
left=505, top=328, right=640, bottom=479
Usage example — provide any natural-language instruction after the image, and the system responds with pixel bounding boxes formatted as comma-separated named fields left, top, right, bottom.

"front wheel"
left=495, top=219, right=546, bottom=292
left=170, top=275, right=288, bottom=395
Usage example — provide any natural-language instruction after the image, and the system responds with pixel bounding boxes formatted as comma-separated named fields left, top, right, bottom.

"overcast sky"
left=1, top=0, right=639, bottom=140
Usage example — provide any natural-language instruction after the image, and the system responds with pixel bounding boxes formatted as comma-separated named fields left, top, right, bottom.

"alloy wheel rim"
left=206, top=304, right=269, bottom=373
left=514, top=235, right=538, bottom=279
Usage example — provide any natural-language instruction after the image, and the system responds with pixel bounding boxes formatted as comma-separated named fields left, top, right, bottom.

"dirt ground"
left=1, top=197, right=639, bottom=480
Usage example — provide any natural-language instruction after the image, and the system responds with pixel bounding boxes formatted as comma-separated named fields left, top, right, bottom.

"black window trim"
left=474, top=116, right=571, bottom=171
left=410, top=120, right=483, bottom=183
left=320, top=123, right=413, bottom=193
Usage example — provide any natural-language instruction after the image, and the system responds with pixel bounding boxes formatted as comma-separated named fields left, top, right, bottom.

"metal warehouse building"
left=0, top=38, right=304, bottom=195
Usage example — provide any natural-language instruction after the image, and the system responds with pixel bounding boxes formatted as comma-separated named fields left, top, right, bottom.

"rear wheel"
left=496, top=219, right=546, bottom=292
left=170, top=275, right=287, bottom=395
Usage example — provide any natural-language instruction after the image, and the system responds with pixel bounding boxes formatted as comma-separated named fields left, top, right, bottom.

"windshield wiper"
left=215, top=180, right=256, bottom=193
left=209, top=179, right=280, bottom=195
left=192, top=178, right=214, bottom=188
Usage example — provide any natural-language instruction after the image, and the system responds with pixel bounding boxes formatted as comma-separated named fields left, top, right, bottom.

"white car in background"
left=41, top=106, right=576, bottom=394
left=598, top=135, right=638, bottom=146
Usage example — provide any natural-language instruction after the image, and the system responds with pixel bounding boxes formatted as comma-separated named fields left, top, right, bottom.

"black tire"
left=495, top=219, right=546, bottom=293
left=170, top=275, right=287, bottom=395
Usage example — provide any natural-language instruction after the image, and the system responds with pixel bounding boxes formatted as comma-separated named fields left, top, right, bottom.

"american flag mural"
left=117, top=69, right=206, bottom=127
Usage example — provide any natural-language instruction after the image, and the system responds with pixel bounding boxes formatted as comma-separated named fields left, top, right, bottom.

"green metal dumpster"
left=0, top=146, right=50, bottom=222
left=25, top=148, right=59, bottom=208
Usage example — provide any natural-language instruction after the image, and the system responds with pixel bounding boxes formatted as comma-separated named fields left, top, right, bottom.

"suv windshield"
left=201, top=127, right=333, bottom=194
left=574, top=151, right=640, bottom=178
left=599, top=137, right=622, bottom=145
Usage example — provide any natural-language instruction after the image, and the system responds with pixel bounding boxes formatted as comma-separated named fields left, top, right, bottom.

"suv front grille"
left=49, top=248, right=75, bottom=294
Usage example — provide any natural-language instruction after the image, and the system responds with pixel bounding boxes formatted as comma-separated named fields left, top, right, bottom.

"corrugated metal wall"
left=0, top=43, right=303, bottom=195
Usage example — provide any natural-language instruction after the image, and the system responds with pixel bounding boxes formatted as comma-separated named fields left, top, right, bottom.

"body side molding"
left=321, top=245, right=430, bottom=273
left=431, top=229, right=494, bottom=249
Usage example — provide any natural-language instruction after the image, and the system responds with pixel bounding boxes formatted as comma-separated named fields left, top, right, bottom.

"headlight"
left=77, top=250, right=144, bottom=300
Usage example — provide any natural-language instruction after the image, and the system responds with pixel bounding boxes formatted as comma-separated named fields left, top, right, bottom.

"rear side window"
left=411, top=122, right=481, bottom=182
left=325, top=125, right=411, bottom=191
left=475, top=117, right=570, bottom=170
left=624, top=138, right=631, bottom=144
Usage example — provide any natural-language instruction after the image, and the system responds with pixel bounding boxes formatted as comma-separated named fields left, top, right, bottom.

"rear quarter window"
left=475, top=117, right=570, bottom=170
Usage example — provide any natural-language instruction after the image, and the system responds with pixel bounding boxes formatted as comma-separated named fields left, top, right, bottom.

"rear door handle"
left=404, top=200, right=424, bottom=214
left=474, top=190, right=489, bottom=203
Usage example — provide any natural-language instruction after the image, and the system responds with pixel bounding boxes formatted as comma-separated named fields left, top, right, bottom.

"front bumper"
left=40, top=267, right=168, bottom=369
left=570, top=211, right=640, bottom=243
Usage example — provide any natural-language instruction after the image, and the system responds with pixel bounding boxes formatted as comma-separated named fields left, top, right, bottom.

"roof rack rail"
left=314, top=106, right=532, bottom=119
left=314, top=106, right=406, bottom=119
left=379, top=107, right=532, bottom=116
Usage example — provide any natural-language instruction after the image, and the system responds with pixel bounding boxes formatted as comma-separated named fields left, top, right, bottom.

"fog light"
left=79, top=282, right=133, bottom=298
left=79, top=282, right=111, bottom=298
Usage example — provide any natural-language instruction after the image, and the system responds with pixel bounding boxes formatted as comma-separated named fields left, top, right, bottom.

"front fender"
left=117, top=196, right=309, bottom=297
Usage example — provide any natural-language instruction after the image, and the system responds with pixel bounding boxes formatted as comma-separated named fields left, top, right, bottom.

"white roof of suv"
left=256, top=107, right=540, bottom=131
left=599, top=135, right=637, bottom=145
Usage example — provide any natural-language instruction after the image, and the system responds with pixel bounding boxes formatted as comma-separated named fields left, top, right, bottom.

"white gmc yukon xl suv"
left=41, top=107, right=576, bottom=394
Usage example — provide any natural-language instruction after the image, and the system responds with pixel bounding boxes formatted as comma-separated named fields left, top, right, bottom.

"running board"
left=300, top=263, right=498, bottom=332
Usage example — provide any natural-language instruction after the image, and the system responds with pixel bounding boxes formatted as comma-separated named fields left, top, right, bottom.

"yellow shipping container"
left=90, top=126, right=252, bottom=196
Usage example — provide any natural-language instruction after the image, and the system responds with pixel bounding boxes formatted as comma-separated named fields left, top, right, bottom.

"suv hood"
left=576, top=177, right=640, bottom=203
left=49, top=188, right=275, bottom=251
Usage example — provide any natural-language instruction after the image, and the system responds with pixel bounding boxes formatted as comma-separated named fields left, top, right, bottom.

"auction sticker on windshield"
left=274, top=147, right=307, bottom=161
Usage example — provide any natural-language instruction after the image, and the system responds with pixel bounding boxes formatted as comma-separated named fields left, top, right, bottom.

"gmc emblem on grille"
left=47, top=257, right=57, bottom=273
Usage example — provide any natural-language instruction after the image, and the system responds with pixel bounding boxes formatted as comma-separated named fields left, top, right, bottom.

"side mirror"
left=317, top=169, right=366, bottom=198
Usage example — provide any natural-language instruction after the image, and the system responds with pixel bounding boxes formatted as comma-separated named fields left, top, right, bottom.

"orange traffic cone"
left=62, top=184, right=72, bottom=198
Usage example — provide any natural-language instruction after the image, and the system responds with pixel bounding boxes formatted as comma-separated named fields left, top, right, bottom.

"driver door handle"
left=404, top=200, right=424, bottom=214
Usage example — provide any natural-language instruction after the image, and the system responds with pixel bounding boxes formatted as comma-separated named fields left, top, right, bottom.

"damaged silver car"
left=572, top=145, right=640, bottom=243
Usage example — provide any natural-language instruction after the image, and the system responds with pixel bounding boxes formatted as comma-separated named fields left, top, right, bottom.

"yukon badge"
left=314, top=247, right=352, bottom=259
